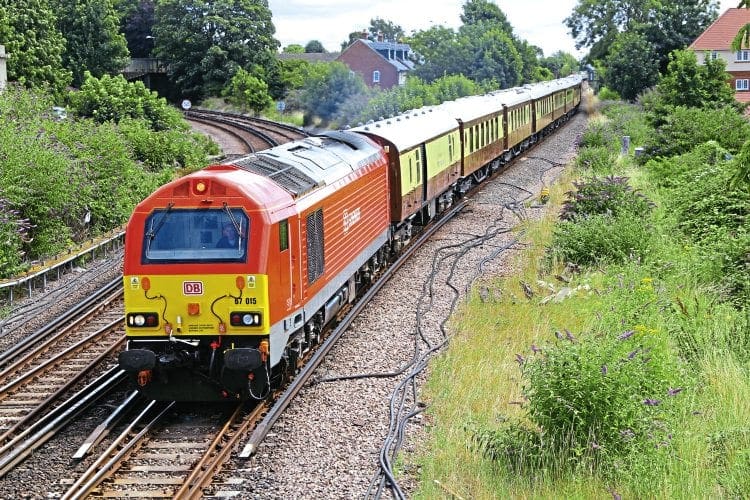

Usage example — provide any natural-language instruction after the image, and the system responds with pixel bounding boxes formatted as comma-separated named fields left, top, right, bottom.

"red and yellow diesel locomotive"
left=118, top=74, right=584, bottom=401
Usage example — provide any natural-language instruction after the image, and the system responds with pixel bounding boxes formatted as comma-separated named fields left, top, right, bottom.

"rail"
left=0, top=228, right=125, bottom=305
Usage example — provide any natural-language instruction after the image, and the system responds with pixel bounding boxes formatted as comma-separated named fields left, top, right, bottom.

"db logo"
left=183, top=281, right=204, bottom=295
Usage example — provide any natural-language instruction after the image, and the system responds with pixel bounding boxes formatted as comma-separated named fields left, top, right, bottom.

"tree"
left=305, top=40, right=326, bottom=53
left=656, top=49, right=735, bottom=109
left=0, top=0, right=71, bottom=94
left=153, top=0, right=279, bottom=101
left=540, top=51, right=580, bottom=78
left=51, top=0, right=130, bottom=87
left=283, top=44, right=305, bottom=53
left=460, top=0, right=513, bottom=34
left=368, top=18, right=404, bottom=42
left=122, top=0, right=156, bottom=58
left=566, top=0, right=718, bottom=69
left=604, top=32, right=659, bottom=101
left=222, top=68, right=272, bottom=115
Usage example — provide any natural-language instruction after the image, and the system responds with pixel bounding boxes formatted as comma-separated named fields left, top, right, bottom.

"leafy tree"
left=408, top=25, right=460, bottom=82
left=368, top=18, right=404, bottom=42
left=515, top=39, right=543, bottom=83
left=51, top=0, right=130, bottom=87
left=122, top=0, right=156, bottom=58
left=460, top=0, right=513, bottom=34
left=153, top=0, right=279, bottom=102
left=655, top=49, right=735, bottom=109
left=283, top=44, right=305, bottom=53
left=461, top=23, right=522, bottom=87
left=0, top=0, right=71, bottom=94
left=540, top=51, right=580, bottom=78
left=304, top=40, right=326, bottom=53
left=222, top=68, right=273, bottom=115
left=278, top=58, right=310, bottom=91
left=566, top=0, right=718, bottom=68
left=298, top=61, right=367, bottom=125
left=604, top=32, right=659, bottom=101
left=70, top=72, right=185, bottom=131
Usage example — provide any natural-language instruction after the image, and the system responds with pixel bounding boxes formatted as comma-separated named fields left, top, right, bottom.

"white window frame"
left=372, top=70, right=380, bottom=83
left=711, top=51, right=718, bottom=60
left=736, top=50, right=750, bottom=62
left=736, top=79, right=749, bottom=91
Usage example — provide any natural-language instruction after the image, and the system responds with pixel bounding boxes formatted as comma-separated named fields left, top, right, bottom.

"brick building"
left=336, top=38, right=414, bottom=89
left=690, top=8, right=750, bottom=105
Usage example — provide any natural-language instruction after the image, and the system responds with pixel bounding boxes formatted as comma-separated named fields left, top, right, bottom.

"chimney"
left=361, top=29, right=368, bottom=39
left=377, top=31, right=384, bottom=42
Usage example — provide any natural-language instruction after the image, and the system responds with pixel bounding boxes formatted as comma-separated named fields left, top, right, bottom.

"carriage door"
left=418, top=143, right=427, bottom=203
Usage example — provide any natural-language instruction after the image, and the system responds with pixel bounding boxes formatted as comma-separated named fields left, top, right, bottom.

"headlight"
left=230, top=311, right=262, bottom=327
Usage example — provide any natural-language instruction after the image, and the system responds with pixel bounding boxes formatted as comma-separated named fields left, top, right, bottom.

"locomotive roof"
left=349, top=107, right=458, bottom=152
left=223, top=131, right=382, bottom=198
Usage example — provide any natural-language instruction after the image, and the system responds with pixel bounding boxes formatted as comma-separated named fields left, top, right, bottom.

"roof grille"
left=231, top=154, right=318, bottom=196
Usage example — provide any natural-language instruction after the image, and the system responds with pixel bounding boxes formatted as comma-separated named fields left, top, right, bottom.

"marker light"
left=236, top=276, right=245, bottom=290
left=195, top=181, right=207, bottom=193
left=141, top=277, right=151, bottom=291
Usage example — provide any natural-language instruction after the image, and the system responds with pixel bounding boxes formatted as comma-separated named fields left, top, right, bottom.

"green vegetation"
left=413, top=84, right=749, bottom=496
left=0, top=83, right=217, bottom=278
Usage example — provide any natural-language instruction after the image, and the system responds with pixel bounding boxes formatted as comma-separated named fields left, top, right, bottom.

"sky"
left=267, top=0, right=740, bottom=59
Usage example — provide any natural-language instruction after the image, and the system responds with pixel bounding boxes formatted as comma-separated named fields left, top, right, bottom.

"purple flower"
left=591, top=441, right=601, bottom=450
left=668, top=387, right=683, bottom=396
left=643, top=398, right=661, bottom=406
left=555, top=330, right=563, bottom=340
left=620, top=429, right=635, bottom=440
left=565, top=329, right=576, bottom=342
left=618, top=330, right=635, bottom=340
left=531, top=344, right=541, bottom=353
left=515, top=354, right=525, bottom=365
left=601, top=364, right=608, bottom=375
left=627, top=349, right=639, bottom=360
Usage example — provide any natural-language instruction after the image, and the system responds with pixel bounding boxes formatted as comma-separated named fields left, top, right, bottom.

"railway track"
left=186, top=109, right=308, bottom=153
left=0, top=278, right=126, bottom=472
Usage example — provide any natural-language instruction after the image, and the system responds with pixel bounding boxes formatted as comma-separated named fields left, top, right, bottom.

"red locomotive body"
left=119, top=132, right=389, bottom=401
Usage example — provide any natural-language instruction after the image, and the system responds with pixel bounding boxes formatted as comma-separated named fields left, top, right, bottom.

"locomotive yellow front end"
left=121, top=271, right=271, bottom=401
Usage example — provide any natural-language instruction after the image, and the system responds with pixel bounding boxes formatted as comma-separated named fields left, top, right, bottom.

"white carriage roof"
left=350, top=107, right=458, bottom=152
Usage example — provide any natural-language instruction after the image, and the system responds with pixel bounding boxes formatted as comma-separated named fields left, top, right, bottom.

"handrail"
left=0, top=228, right=125, bottom=305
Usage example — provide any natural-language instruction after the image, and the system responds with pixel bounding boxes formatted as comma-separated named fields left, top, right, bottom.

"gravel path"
left=0, top=111, right=586, bottom=499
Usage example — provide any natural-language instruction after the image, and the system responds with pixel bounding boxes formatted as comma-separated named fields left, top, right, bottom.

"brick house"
left=336, top=38, right=415, bottom=89
left=690, top=8, right=750, bottom=105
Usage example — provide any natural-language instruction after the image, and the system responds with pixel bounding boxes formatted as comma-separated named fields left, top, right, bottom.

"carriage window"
left=142, top=208, right=248, bottom=263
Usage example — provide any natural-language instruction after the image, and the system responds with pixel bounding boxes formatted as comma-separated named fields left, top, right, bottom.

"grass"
left=409, top=101, right=750, bottom=498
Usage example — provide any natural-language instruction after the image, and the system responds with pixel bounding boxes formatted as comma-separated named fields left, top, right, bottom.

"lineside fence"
left=0, top=229, right=125, bottom=306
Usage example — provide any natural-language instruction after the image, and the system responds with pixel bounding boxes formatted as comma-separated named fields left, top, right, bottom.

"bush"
left=548, top=214, right=653, bottom=267
left=597, top=86, right=621, bottom=101
left=560, top=175, right=654, bottom=221
left=472, top=271, right=686, bottom=480
left=574, top=146, right=616, bottom=174
left=641, top=106, right=750, bottom=161
left=644, top=141, right=729, bottom=190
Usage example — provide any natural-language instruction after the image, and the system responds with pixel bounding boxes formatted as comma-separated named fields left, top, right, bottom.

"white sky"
left=268, top=0, right=739, bottom=59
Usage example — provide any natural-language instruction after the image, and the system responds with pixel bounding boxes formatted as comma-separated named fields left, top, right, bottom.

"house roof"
left=690, top=8, right=750, bottom=50
left=341, top=39, right=415, bottom=72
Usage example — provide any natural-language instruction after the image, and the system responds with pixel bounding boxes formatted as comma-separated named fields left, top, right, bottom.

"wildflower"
left=515, top=354, right=525, bottom=365
left=555, top=330, right=563, bottom=340
left=601, top=364, right=608, bottom=375
left=565, top=329, right=576, bottom=342
left=620, top=429, right=635, bottom=441
left=643, top=398, right=661, bottom=406
left=618, top=330, right=635, bottom=340
left=591, top=441, right=601, bottom=450
left=627, top=349, right=639, bottom=360
left=531, top=344, right=541, bottom=353
left=667, top=387, right=683, bottom=396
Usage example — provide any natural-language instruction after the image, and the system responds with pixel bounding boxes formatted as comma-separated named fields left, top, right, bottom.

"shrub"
left=574, top=146, right=615, bottom=174
left=641, top=106, right=750, bottom=161
left=560, top=176, right=654, bottom=221
left=548, top=214, right=653, bottom=267
left=597, top=86, right=621, bottom=101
